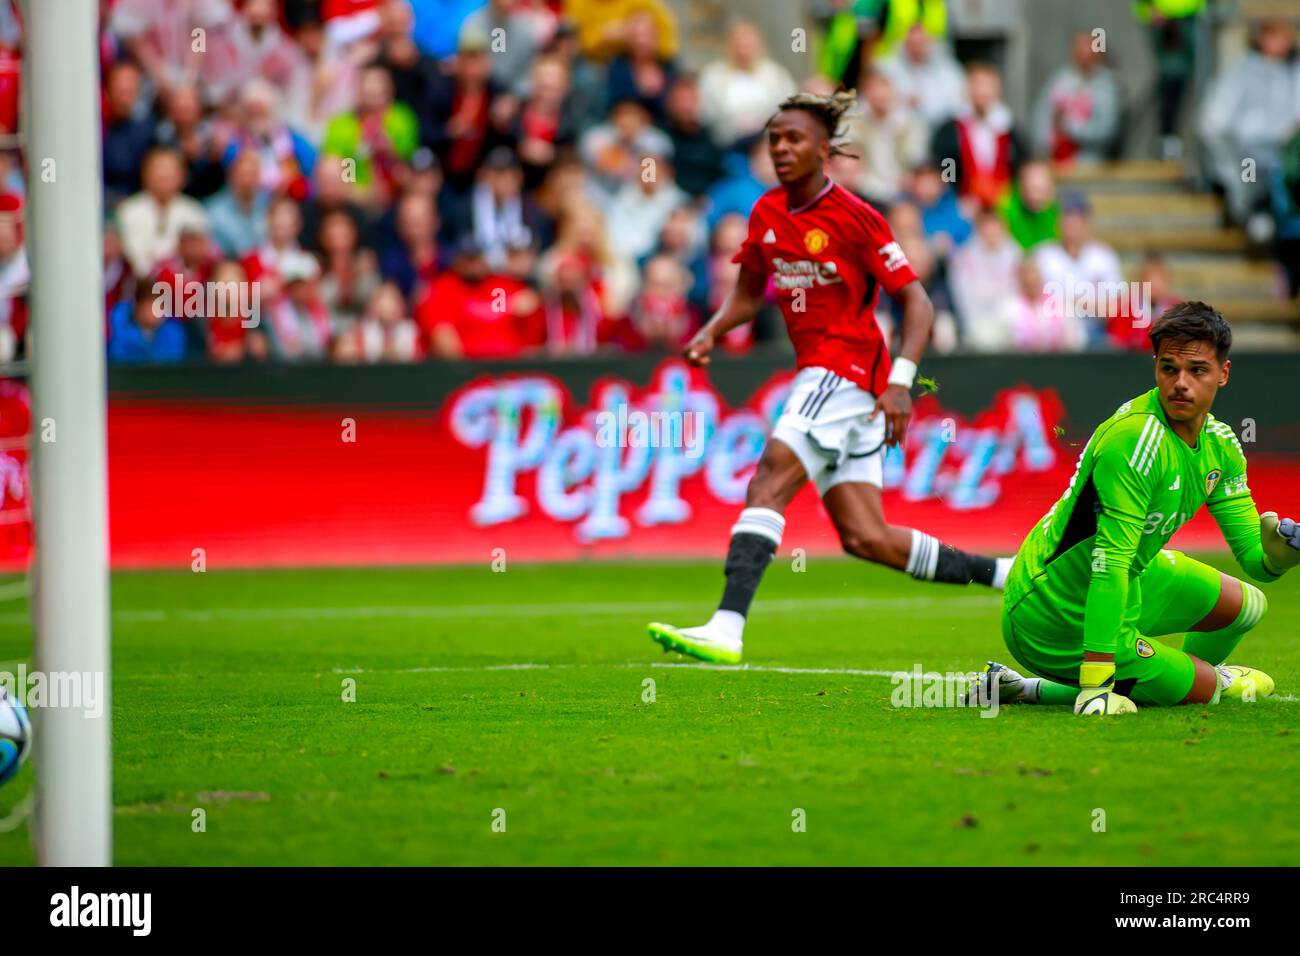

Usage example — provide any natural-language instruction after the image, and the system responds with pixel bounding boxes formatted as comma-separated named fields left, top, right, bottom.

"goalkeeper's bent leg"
left=1181, top=580, right=1268, bottom=666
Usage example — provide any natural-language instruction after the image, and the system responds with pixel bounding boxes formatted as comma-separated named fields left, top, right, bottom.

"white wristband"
left=887, top=357, right=917, bottom=389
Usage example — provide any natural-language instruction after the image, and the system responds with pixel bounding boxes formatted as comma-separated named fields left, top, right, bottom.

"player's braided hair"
left=770, top=90, right=859, bottom=157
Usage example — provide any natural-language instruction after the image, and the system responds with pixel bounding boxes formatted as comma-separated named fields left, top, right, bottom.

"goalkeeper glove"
left=1260, top=512, right=1300, bottom=575
left=1073, top=660, right=1137, bottom=716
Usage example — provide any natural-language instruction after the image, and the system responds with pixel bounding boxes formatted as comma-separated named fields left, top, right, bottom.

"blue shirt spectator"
left=108, top=299, right=189, bottom=364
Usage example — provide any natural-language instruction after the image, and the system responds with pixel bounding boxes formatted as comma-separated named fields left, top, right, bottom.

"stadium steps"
left=1057, top=161, right=1300, bottom=342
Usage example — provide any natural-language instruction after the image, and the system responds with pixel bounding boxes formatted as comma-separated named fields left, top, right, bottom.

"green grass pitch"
left=0, top=555, right=1296, bottom=866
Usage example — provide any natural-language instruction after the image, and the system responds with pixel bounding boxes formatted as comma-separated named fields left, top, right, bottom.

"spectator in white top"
left=1032, top=192, right=1122, bottom=347
left=842, top=69, right=928, bottom=207
left=949, top=208, right=1022, bottom=352
left=605, top=153, right=690, bottom=262
left=698, top=21, right=796, bottom=149
left=1032, top=31, right=1121, bottom=165
left=877, top=23, right=966, bottom=133
left=116, top=147, right=210, bottom=278
left=578, top=98, right=674, bottom=207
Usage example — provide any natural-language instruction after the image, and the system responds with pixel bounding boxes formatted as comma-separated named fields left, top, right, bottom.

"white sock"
left=730, top=507, right=785, bottom=546
left=992, top=557, right=1013, bottom=590
left=905, top=530, right=940, bottom=581
left=705, top=609, right=745, bottom=643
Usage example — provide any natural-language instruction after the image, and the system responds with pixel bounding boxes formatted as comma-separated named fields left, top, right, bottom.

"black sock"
left=934, top=546, right=997, bottom=586
left=718, top=532, right=778, bottom=616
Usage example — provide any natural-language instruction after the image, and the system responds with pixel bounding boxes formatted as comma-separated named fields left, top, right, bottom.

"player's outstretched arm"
left=1208, top=494, right=1291, bottom=582
left=871, top=279, right=933, bottom=448
left=682, top=263, right=766, bottom=367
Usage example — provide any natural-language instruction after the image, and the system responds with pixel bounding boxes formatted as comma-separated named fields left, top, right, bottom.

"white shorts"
left=770, top=366, right=887, bottom=495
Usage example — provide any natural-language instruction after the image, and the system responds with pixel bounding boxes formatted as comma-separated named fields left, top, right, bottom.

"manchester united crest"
left=802, top=228, right=830, bottom=254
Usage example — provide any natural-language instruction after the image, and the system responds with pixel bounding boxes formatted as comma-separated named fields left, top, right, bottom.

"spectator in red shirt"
left=418, top=236, right=539, bottom=358
left=930, top=62, right=1025, bottom=209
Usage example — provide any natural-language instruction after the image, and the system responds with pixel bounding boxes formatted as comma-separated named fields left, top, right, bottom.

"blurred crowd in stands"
left=0, top=0, right=1295, bottom=364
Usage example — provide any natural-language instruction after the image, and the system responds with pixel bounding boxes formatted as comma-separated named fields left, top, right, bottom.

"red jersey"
left=733, top=181, right=917, bottom=396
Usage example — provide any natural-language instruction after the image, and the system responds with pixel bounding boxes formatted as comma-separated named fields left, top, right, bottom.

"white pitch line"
left=328, top=660, right=1300, bottom=703
left=0, top=594, right=1001, bottom=627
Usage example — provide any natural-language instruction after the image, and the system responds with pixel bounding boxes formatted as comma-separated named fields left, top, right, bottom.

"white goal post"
left=24, top=0, right=112, bottom=866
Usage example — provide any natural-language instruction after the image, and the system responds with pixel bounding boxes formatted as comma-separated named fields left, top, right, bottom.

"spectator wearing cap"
left=876, top=23, right=967, bottom=133
left=698, top=21, right=796, bottom=149
left=1032, top=32, right=1121, bottom=166
left=1032, top=192, right=1123, bottom=347
left=108, top=280, right=189, bottom=364
left=997, top=159, right=1060, bottom=251
left=419, top=236, right=542, bottom=358
left=205, top=150, right=271, bottom=259
left=604, top=152, right=689, bottom=262
left=605, top=8, right=677, bottom=122
left=448, top=147, right=543, bottom=271
left=460, top=0, right=542, bottom=95
left=578, top=98, right=673, bottom=206
left=102, top=61, right=157, bottom=203
left=842, top=69, right=928, bottom=209
left=379, top=190, right=445, bottom=300
left=266, top=250, right=332, bottom=361
left=117, top=147, right=210, bottom=278
left=930, top=62, right=1025, bottom=209
left=0, top=192, right=26, bottom=363
left=662, top=73, right=725, bottom=199
left=322, top=65, right=420, bottom=203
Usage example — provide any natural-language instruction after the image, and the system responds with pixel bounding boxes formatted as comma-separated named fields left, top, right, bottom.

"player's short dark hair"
left=770, top=90, right=857, bottom=157
left=1149, top=301, right=1232, bottom=363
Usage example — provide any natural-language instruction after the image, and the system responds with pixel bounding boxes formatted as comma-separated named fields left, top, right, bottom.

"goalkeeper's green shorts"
left=1001, top=550, right=1223, bottom=706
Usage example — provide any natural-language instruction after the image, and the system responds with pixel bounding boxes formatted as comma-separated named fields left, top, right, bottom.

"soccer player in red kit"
left=649, top=92, right=1010, bottom=664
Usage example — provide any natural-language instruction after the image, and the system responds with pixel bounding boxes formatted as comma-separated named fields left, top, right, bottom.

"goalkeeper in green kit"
left=968, top=302, right=1299, bottom=715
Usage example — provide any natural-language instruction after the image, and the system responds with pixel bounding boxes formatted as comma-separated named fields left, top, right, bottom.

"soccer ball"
left=0, top=685, right=31, bottom=785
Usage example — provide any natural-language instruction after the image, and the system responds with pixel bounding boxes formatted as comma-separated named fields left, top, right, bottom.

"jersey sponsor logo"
left=1205, top=469, right=1221, bottom=496
left=762, top=228, right=776, bottom=244
left=1135, top=638, right=1155, bottom=658
left=770, top=257, right=843, bottom=289
left=877, top=241, right=908, bottom=272
left=802, top=228, right=830, bottom=254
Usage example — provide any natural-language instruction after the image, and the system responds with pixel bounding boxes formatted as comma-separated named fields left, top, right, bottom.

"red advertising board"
left=3, top=360, right=1294, bottom=571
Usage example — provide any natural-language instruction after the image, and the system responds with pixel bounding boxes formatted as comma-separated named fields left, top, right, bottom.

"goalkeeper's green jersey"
left=1006, top=387, right=1279, bottom=655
